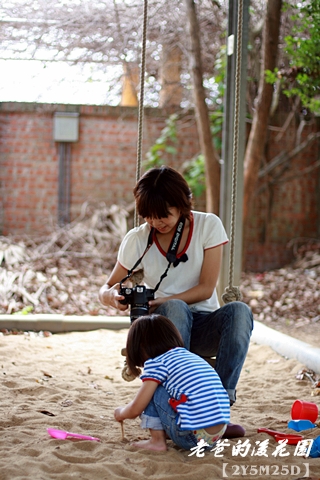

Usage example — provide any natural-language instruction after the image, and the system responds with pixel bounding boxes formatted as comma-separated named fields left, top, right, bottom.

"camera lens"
left=130, top=305, right=149, bottom=321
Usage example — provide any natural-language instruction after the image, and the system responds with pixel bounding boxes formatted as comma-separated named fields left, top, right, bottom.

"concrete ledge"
left=0, top=314, right=130, bottom=333
left=251, top=320, right=320, bottom=374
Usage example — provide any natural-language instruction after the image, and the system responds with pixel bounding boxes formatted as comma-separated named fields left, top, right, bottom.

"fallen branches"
left=0, top=202, right=128, bottom=316
left=241, top=240, right=320, bottom=331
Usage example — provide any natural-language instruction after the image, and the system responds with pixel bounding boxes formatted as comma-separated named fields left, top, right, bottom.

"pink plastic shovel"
left=47, top=428, right=100, bottom=441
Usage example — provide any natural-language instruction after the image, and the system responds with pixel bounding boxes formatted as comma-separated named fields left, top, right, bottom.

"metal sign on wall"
left=53, top=112, right=79, bottom=143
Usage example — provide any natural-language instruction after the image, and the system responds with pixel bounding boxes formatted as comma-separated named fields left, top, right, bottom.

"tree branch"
left=258, top=131, right=320, bottom=178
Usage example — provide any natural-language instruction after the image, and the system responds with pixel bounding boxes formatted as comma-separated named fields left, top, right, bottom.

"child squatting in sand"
left=114, top=314, right=230, bottom=451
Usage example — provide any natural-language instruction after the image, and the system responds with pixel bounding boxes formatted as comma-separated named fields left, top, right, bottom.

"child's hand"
left=114, top=407, right=124, bottom=422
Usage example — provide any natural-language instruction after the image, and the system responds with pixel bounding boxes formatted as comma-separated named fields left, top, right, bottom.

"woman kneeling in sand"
left=114, top=314, right=230, bottom=452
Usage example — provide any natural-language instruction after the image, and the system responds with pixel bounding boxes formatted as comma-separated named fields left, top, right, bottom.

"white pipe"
left=251, top=320, right=320, bottom=374
left=0, top=314, right=130, bottom=333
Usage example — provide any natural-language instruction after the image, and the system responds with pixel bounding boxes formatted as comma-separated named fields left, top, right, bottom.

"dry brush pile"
left=241, top=239, right=320, bottom=330
left=0, top=202, right=129, bottom=316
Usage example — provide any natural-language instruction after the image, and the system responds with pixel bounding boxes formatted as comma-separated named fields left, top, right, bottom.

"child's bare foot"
left=131, top=438, right=167, bottom=451
left=131, top=429, right=167, bottom=451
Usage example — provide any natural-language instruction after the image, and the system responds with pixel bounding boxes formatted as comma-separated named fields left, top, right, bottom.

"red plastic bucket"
left=291, top=400, right=318, bottom=423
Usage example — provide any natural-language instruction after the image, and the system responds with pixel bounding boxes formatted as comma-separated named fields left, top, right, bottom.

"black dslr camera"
left=119, top=285, right=154, bottom=322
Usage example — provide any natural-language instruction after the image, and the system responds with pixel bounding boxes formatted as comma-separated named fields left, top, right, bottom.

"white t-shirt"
left=118, top=211, right=228, bottom=312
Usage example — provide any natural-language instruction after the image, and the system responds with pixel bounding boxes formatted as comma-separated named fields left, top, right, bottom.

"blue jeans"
left=154, top=300, right=253, bottom=405
left=140, top=385, right=199, bottom=450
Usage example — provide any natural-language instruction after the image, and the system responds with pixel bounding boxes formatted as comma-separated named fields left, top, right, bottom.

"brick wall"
left=0, top=106, right=58, bottom=233
left=0, top=101, right=319, bottom=271
left=0, top=102, right=200, bottom=234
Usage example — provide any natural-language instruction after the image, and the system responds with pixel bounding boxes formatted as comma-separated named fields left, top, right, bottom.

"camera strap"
left=120, top=228, right=154, bottom=285
left=165, top=216, right=188, bottom=267
left=152, top=216, right=189, bottom=293
left=120, top=216, right=189, bottom=292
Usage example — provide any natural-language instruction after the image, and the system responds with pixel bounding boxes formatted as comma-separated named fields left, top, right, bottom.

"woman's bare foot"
left=131, top=429, right=167, bottom=451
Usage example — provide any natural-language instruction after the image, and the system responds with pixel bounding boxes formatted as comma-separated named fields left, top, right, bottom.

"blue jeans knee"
left=154, top=299, right=193, bottom=349
left=190, top=301, right=253, bottom=405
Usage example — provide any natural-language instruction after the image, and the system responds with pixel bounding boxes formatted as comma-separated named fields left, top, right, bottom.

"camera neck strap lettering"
left=153, top=216, right=188, bottom=293
left=165, top=216, right=188, bottom=267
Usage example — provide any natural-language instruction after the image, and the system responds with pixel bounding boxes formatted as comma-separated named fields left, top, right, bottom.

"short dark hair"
left=126, top=314, right=184, bottom=376
left=133, top=166, right=193, bottom=220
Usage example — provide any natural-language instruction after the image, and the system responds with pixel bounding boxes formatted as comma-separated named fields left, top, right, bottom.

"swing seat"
left=202, top=356, right=216, bottom=368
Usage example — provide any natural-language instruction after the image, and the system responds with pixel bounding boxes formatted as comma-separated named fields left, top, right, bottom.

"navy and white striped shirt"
left=140, top=347, right=230, bottom=430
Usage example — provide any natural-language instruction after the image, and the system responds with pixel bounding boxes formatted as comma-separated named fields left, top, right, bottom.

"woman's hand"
left=99, top=282, right=128, bottom=311
left=148, top=296, right=169, bottom=313
left=109, top=283, right=128, bottom=311
left=99, top=261, right=130, bottom=310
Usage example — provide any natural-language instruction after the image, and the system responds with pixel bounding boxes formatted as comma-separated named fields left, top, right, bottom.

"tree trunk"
left=120, top=63, right=139, bottom=107
left=184, top=0, right=220, bottom=214
left=243, top=0, right=282, bottom=224
left=159, top=45, right=183, bottom=108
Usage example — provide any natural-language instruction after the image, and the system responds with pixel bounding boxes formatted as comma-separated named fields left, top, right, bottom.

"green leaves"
left=182, top=155, right=206, bottom=198
left=270, top=1, right=320, bottom=113
left=144, top=113, right=178, bottom=168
